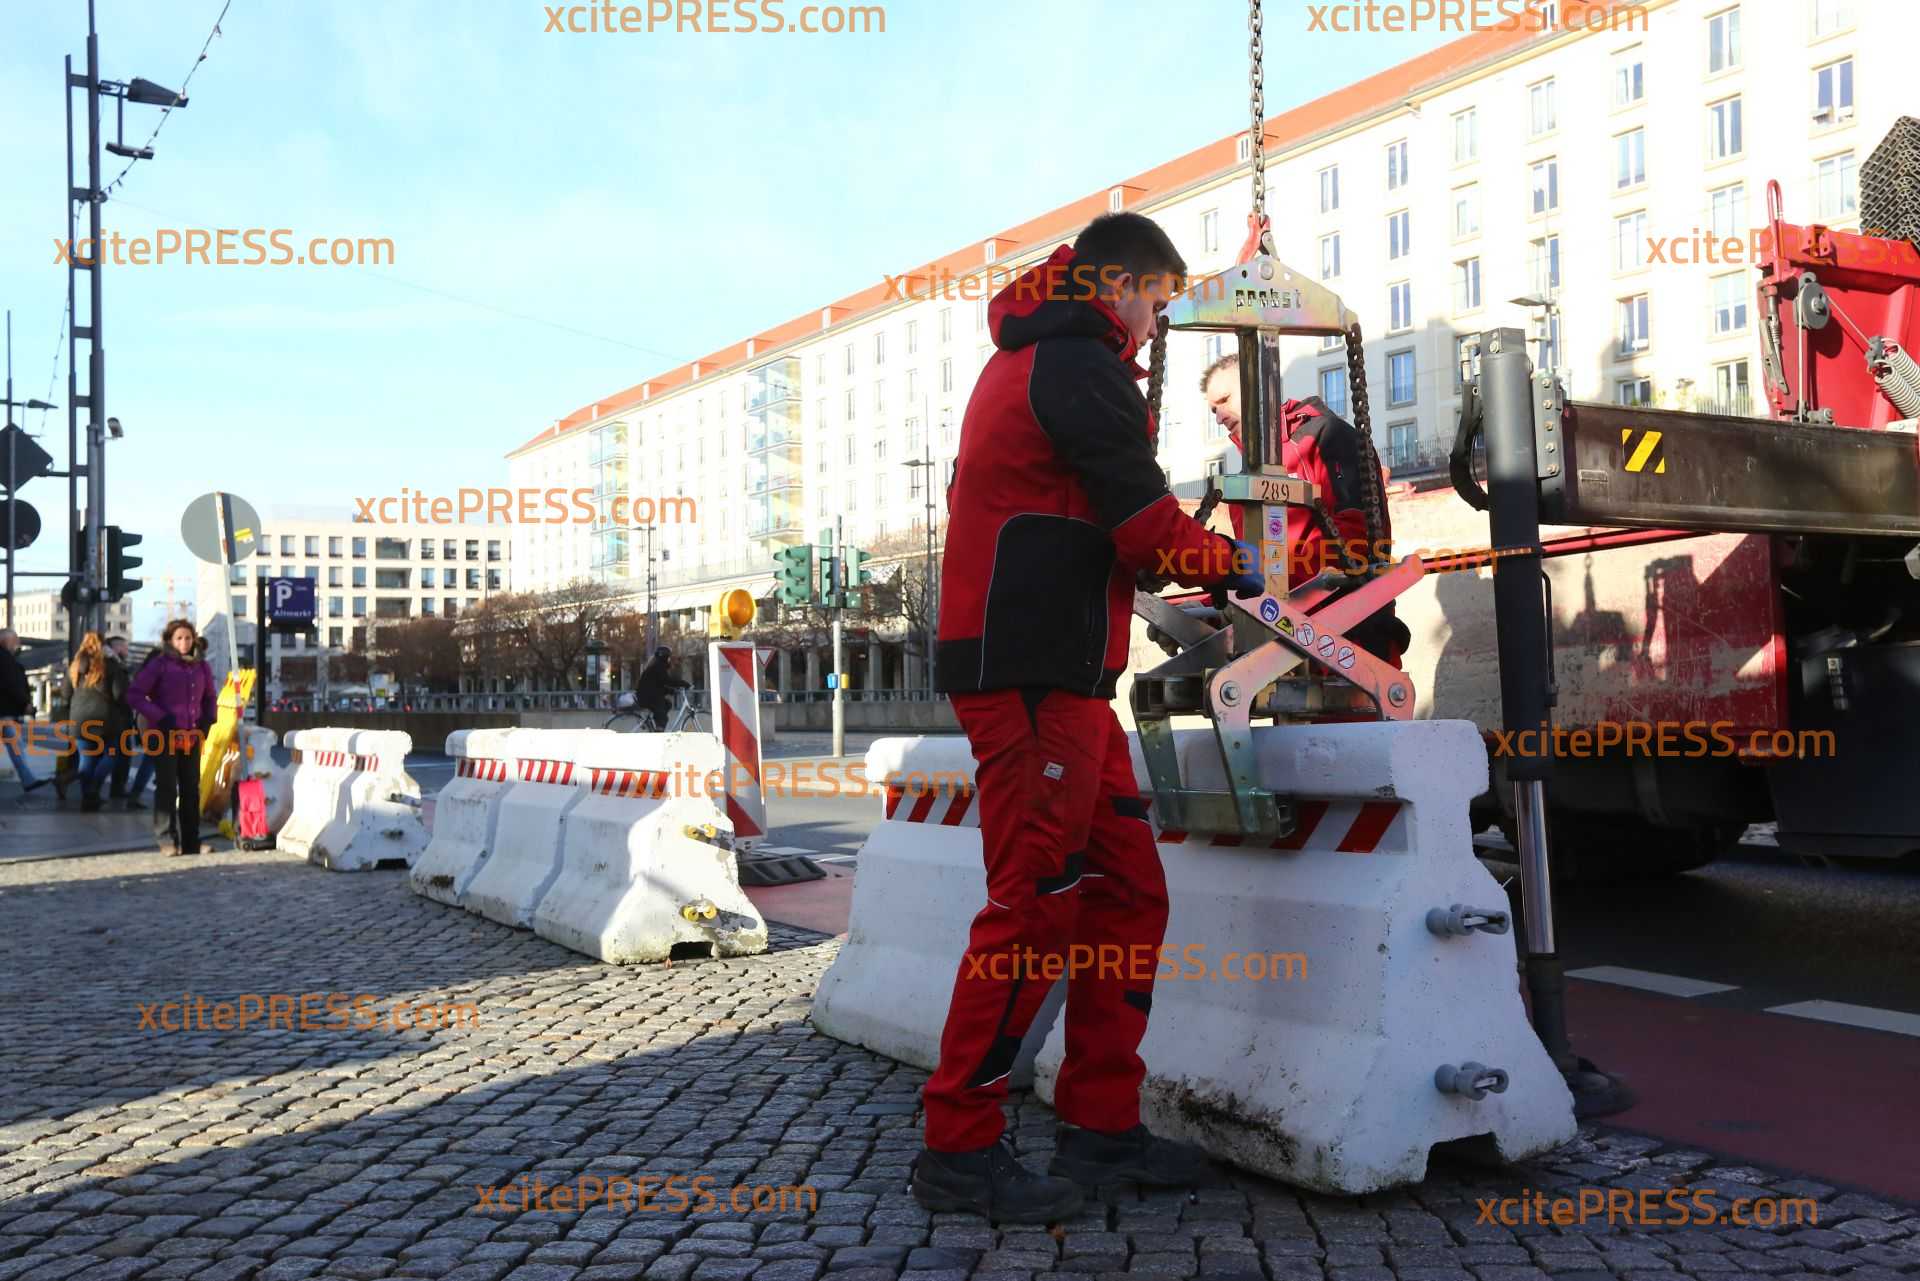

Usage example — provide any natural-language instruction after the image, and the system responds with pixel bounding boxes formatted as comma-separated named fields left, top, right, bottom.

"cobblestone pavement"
left=2, top=851, right=1917, bottom=1281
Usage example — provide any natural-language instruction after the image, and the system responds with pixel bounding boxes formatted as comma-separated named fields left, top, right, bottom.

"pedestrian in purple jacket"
left=127, top=618, right=217, bottom=855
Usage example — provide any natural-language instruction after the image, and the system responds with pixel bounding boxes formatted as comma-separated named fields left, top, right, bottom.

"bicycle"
left=605, top=688, right=705, bottom=734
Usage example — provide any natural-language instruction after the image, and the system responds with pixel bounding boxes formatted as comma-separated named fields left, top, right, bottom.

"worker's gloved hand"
left=1219, top=538, right=1267, bottom=599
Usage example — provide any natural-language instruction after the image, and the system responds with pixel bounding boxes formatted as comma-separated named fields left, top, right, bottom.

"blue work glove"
left=1219, top=538, right=1266, bottom=599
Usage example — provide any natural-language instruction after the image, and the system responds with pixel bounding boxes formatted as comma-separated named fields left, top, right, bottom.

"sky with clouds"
left=0, top=0, right=1458, bottom=638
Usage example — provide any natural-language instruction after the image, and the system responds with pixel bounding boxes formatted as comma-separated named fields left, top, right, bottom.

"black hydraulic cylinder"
left=1480, top=329, right=1553, bottom=782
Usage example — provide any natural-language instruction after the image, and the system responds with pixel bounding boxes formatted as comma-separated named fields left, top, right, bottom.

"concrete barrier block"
left=280, top=728, right=425, bottom=871
left=531, top=732, right=767, bottom=964
left=410, top=727, right=517, bottom=905
left=460, top=729, right=617, bottom=927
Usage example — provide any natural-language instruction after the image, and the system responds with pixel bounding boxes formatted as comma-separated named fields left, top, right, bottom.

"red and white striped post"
left=708, top=641, right=766, bottom=845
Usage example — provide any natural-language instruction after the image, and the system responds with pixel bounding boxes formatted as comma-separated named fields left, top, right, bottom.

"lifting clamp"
left=1129, top=257, right=1426, bottom=840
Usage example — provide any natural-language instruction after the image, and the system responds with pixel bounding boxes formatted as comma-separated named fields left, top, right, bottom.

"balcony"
left=747, top=357, right=801, bottom=411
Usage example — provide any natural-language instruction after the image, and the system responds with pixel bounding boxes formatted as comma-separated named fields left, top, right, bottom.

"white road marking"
left=1567, top=966, right=1739, bottom=998
left=1765, top=1000, right=1920, bottom=1038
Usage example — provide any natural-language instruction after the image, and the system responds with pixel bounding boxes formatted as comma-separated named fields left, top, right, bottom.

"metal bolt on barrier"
left=680, top=900, right=719, bottom=922
left=1435, top=1062, right=1510, bottom=1100
left=1426, top=904, right=1511, bottom=936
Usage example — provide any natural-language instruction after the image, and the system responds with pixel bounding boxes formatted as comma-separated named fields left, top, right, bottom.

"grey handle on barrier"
left=1426, top=904, right=1511, bottom=936
left=386, top=793, right=424, bottom=809
left=1434, top=1062, right=1510, bottom=1100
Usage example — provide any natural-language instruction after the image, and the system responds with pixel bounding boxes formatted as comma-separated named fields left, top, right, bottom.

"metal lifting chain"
left=1346, top=323, right=1390, bottom=570
left=1249, top=0, right=1266, bottom=228
left=1145, top=313, right=1170, bottom=427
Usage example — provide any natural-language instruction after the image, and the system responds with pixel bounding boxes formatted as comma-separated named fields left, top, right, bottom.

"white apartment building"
left=4, top=591, right=133, bottom=645
left=194, top=510, right=509, bottom=697
left=506, top=0, right=1898, bottom=691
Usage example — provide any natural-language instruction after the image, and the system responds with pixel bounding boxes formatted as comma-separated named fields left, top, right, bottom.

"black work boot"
left=911, top=1137, right=1085, bottom=1223
left=1049, top=1122, right=1212, bottom=1187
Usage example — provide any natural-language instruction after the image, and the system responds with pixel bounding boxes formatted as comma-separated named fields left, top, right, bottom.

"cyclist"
left=632, top=646, right=689, bottom=730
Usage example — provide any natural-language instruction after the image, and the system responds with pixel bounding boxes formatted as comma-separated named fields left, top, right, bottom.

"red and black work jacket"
left=937, top=245, right=1237, bottom=698
left=1228, top=397, right=1390, bottom=587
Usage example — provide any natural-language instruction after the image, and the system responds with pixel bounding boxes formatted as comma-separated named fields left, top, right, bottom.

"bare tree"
left=370, top=617, right=462, bottom=701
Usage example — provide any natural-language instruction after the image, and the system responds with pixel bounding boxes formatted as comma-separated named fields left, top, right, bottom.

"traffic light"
left=708, top=586, right=756, bottom=638
left=773, top=543, right=813, bottom=606
left=836, top=547, right=873, bottom=609
left=106, top=526, right=143, bottom=601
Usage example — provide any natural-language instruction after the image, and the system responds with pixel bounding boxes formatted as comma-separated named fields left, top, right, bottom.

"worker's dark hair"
left=1072, top=212, right=1187, bottom=297
left=1200, top=351, right=1239, bottom=393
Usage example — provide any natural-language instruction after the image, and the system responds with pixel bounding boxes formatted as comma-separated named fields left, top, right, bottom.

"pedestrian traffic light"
left=106, top=526, right=142, bottom=601
left=772, top=543, right=813, bottom=606
left=844, top=547, right=873, bottom=588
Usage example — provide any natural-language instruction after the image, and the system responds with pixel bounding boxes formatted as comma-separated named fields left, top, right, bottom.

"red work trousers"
left=922, top=687, right=1169, bottom=1152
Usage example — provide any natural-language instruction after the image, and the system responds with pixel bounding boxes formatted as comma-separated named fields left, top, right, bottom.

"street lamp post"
left=900, top=438, right=940, bottom=699
left=63, top=0, right=186, bottom=644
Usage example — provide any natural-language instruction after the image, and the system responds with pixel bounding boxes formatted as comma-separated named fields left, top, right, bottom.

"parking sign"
left=265, top=576, right=316, bottom=627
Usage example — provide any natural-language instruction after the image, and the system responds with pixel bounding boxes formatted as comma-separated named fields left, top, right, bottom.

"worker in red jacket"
left=915, top=213, right=1263, bottom=1223
left=1199, top=352, right=1408, bottom=663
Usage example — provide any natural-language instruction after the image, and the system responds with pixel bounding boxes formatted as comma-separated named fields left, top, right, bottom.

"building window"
left=1386, top=138, right=1409, bottom=190
left=1616, top=377, right=1653, bottom=406
left=1388, top=210, right=1410, bottom=260
left=1616, top=128, right=1646, bottom=188
left=1201, top=208, right=1219, bottom=253
left=1813, top=0, right=1856, bottom=37
left=1618, top=295, right=1651, bottom=355
left=1320, top=233, right=1341, bottom=280
left=1453, top=185, right=1480, bottom=239
left=874, top=381, right=884, bottom=413
left=420, top=540, right=434, bottom=560
left=1536, top=311, right=1562, bottom=372
left=1453, top=258, right=1482, bottom=313
left=420, top=567, right=435, bottom=589
left=940, top=408, right=954, bottom=444
left=351, top=596, right=366, bottom=618
left=279, top=535, right=294, bottom=556
left=1318, top=165, right=1339, bottom=213
left=1714, top=358, right=1752, bottom=412
left=1389, top=281, right=1412, bottom=333
left=443, top=540, right=457, bottom=559
left=905, top=368, right=919, bottom=403
left=1387, top=350, right=1416, bottom=407
left=1712, top=273, right=1750, bottom=334
left=1710, top=183, right=1747, bottom=240
left=1614, top=47, right=1644, bottom=107
left=307, top=536, right=321, bottom=557
left=1814, top=152, right=1858, bottom=220
left=940, top=308, right=951, bottom=343
left=874, top=331, right=885, bottom=365
left=1530, top=235, right=1561, bottom=293
left=845, top=480, right=857, bottom=510
left=352, top=566, right=367, bottom=588
left=1322, top=333, right=1344, bottom=352
left=844, top=344, right=855, bottom=376
left=844, top=436, right=855, bottom=465
left=1452, top=108, right=1478, bottom=164
left=1813, top=58, right=1854, bottom=126
left=906, top=319, right=918, bottom=354
left=349, top=537, right=364, bottom=558
left=1319, top=367, right=1349, bottom=418
left=1529, top=79, right=1556, bottom=137
left=1615, top=211, right=1649, bottom=271
left=1389, top=421, right=1417, bottom=469
left=940, top=358, right=953, bottom=393
left=328, top=536, right=341, bottom=557
left=1708, top=97, right=1744, bottom=161
left=421, top=599, right=435, bottom=617
left=1708, top=6, right=1741, bottom=75
left=844, top=389, right=855, bottom=422
left=1530, top=159, right=1559, bottom=214
left=874, top=435, right=887, bottom=461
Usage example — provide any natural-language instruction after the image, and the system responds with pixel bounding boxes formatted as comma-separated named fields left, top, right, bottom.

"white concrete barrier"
left=812, top=723, right=1575, bottom=1194
left=530, top=731, right=768, bottom=963
left=461, top=729, right=617, bottom=927
left=277, top=729, right=428, bottom=871
left=410, top=728, right=517, bottom=906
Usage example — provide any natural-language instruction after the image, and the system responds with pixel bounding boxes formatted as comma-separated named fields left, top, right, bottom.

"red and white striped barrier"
left=461, top=728, right=618, bottom=928
left=412, top=728, right=519, bottom=906
left=814, top=721, right=1574, bottom=1194
left=277, top=728, right=427, bottom=871
left=707, top=641, right=766, bottom=844
left=531, top=731, right=766, bottom=964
